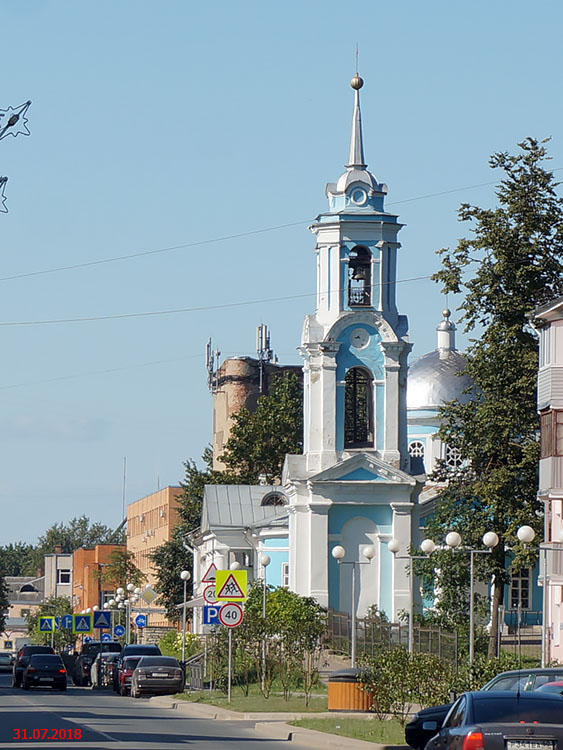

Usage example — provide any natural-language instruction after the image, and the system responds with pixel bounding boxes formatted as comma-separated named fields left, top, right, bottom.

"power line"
left=2, top=170, right=552, bottom=284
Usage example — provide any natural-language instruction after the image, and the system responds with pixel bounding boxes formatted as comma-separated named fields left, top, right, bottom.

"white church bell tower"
left=284, top=74, right=418, bottom=622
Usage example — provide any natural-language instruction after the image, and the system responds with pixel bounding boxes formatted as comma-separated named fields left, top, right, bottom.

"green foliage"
left=427, top=138, right=563, bottom=653
left=0, top=542, right=37, bottom=577
left=0, top=575, right=8, bottom=632
left=205, top=584, right=325, bottom=704
left=150, top=534, right=194, bottom=622
left=26, top=597, right=75, bottom=651
left=98, top=548, right=145, bottom=588
left=158, top=629, right=201, bottom=660
left=219, top=372, right=303, bottom=483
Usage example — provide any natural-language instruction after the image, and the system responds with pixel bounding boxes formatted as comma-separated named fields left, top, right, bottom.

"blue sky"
left=1, top=0, right=561, bottom=545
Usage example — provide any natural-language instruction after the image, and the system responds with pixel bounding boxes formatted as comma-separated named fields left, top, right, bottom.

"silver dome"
left=407, top=349, right=473, bottom=410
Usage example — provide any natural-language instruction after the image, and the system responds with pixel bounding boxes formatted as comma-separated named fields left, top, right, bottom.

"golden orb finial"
left=443, top=308, right=451, bottom=319
left=351, top=75, right=364, bottom=90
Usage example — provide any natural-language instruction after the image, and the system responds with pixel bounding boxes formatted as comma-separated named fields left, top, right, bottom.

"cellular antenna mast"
left=206, top=338, right=221, bottom=393
left=256, top=324, right=275, bottom=394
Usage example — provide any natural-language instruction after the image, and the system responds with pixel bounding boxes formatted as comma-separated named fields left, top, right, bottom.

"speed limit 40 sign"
left=218, top=602, right=244, bottom=628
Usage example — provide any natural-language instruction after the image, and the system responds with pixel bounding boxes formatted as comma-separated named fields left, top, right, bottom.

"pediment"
left=309, top=453, right=416, bottom=486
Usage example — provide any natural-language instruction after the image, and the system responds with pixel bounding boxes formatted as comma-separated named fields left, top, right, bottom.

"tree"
left=26, top=597, right=75, bottom=651
left=0, top=542, right=37, bottom=576
left=149, top=533, right=193, bottom=622
left=97, top=548, right=145, bottom=589
left=0, top=575, right=8, bottom=632
left=429, top=137, right=563, bottom=656
left=219, top=372, right=303, bottom=484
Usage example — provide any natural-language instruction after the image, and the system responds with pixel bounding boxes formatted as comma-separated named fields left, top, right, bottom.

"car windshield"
left=137, top=657, right=180, bottom=667
left=123, top=657, right=141, bottom=669
left=29, top=655, right=64, bottom=665
left=473, top=697, right=563, bottom=724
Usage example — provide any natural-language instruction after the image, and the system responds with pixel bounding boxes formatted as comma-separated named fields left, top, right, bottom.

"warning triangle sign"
left=76, top=617, right=89, bottom=631
left=93, top=611, right=111, bottom=628
left=39, top=619, right=52, bottom=631
left=216, top=573, right=245, bottom=600
left=202, top=563, right=217, bottom=583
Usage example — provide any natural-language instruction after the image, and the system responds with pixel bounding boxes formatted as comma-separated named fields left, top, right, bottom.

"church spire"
left=347, top=74, right=367, bottom=169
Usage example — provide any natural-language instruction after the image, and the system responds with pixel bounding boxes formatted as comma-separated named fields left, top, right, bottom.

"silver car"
left=0, top=653, right=13, bottom=672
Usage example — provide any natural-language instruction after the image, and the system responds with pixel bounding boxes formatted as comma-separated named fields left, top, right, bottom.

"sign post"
left=218, top=603, right=244, bottom=703
left=227, top=628, right=232, bottom=704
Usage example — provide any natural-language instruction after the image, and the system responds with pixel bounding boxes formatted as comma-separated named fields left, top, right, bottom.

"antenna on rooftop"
left=206, top=338, right=221, bottom=393
left=257, top=324, right=275, bottom=394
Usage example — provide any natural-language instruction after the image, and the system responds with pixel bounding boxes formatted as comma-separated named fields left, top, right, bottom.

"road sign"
left=113, top=625, right=125, bottom=638
left=83, top=636, right=92, bottom=643
left=218, top=602, right=244, bottom=628
left=4, top=641, right=12, bottom=650
left=135, top=614, right=147, bottom=628
left=215, top=570, right=247, bottom=601
left=39, top=616, right=55, bottom=633
left=101, top=633, right=111, bottom=642
left=202, top=563, right=217, bottom=583
left=61, top=614, right=73, bottom=629
left=93, top=610, right=111, bottom=629
left=140, top=586, right=158, bottom=604
left=203, top=585, right=217, bottom=604
left=54, top=617, right=61, bottom=630
left=72, top=613, right=93, bottom=634
left=203, top=605, right=220, bottom=625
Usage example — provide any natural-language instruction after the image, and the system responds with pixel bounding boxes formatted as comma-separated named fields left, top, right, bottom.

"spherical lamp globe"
left=517, top=525, right=535, bottom=544
left=180, top=570, right=191, bottom=581
left=421, top=539, right=436, bottom=555
left=362, top=545, right=376, bottom=560
left=331, top=545, right=346, bottom=560
left=446, top=531, right=462, bottom=549
left=483, top=531, right=499, bottom=549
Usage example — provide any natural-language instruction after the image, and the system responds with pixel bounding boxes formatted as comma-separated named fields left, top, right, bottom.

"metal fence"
left=324, top=608, right=458, bottom=664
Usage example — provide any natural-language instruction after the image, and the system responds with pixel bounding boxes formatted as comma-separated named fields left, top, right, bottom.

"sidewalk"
left=149, top=695, right=410, bottom=749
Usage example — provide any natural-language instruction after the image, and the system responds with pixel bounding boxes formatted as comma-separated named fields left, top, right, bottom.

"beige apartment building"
left=127, top=486, right=182, bottom=629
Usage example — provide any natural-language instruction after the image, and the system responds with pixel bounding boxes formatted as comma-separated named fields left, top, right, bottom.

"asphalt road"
left=0, top=672, right=308, bottom=749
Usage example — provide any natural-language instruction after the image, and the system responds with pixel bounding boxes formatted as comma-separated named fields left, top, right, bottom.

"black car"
left=112, top=644, right=161, bottom=693
left=12, top=645, right=55, bottom=687
left=424, top=691, right=563, bottom=750
left=405, top=667, right=563, bottom=749
left=72, top=641, right=122, bottom=686
left=22, top=654, right=67, bottom=691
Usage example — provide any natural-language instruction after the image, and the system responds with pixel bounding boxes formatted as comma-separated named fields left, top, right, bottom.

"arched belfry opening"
left=344, top=367, right=374, bottom=448
left=348, top=246, right=371, bottom=307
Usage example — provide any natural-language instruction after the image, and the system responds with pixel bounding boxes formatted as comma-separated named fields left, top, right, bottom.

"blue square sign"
left=203, top=605, right=220, bottom=625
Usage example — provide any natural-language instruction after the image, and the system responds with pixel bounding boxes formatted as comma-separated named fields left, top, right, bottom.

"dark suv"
left=72, top=641, right=122, bottom=687
left=112, top=644, right=161, bottom=693
left=12, top=645, right=55, bottom=687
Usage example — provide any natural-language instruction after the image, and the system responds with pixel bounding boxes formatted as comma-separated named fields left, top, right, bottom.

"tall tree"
left=26, top=597, right=75, bottom=651
left=219, top=372, right=303, bottom=483
left=0, top=575, right=8, bottom=632
left=428, top=137, right=563, bottom=656
left=0, top=542, right=37, bottom=576
left=97, top=548, right=145, bottom=589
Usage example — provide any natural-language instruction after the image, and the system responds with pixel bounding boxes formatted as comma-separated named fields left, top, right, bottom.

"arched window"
left=261, top=491, right=287, bottom=507
left=19, top=584, right=37, bottom=593
left=445, top=444, right=463, bottom=469
left=348, top=246, right=371, bottom=307
left=408, top=441, right=425, bottom=474
left=344, top=367, right=373, bottom=448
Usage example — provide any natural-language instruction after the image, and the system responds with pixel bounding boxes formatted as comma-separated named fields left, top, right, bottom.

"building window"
left=344, top=367, right=373, bottom=448
left=510, top=567, right=530, bottom=610
left=348, top=246, right=372, bottom=307
left=408, top=441, right=425, bottom=474
left=281, top=563, right=289, bottom=588
left=540, top=410, right=563, bottom=458
left=261, top=491, right=287, bottom=507
left=445, top=444, right=463, bottom=469
left=56, top=569, right=71, bottom=585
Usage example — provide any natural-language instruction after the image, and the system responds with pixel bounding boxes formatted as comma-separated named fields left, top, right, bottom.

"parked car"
left=22, top=654, right=67, bottom=691
left=424, top=692, right=563, bottom=750
left=117, top=656, right=142, bottom=696
left=535, top=680, right=563, bottom=696
left=72, top=641, right=122, bottom=686
left=405, top=667, right=563, bottom=749
left=12, top=645, right=55, bottom=687
left=91, top=652, right=120, bottom=688
left=130, top=656, right=184, bottom=698
left=112, top=644, right=161, bottom=693
left=0, top=653, right=14, bottom=672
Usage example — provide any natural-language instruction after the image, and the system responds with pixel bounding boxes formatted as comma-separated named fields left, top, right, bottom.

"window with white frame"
left=408, top=441, right=425, bottom=474
left=445, top=444, right=463, bottom=469
left=510, top=567, right=531, bottom=610
left=56, top=569, right=71, bottom=584
left=281, top=563, right=289, bottom=588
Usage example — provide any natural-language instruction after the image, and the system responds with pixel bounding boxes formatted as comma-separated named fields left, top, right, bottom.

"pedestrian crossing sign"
left=39, top=616, right=55, bottom=633
left=93, top=610, right=111, bottom=629
left=215, top=570, right=247, bottom=601
left=72, top=613, right=93, bottom=634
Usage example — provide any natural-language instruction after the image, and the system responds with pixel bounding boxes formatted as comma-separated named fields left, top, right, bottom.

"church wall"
left=262, top=536, right=289, bottom=588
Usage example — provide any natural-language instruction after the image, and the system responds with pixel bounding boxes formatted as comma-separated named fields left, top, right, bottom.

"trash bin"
left=328, top=668, right=372, bottom=712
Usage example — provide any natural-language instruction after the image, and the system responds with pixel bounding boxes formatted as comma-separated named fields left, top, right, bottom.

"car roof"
left=469, top=690, right=563, bottom=701
left=489, top=668, right=563, bottom=677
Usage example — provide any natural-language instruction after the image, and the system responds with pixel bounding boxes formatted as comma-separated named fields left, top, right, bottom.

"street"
left=0, top=673, right=308, bottom=749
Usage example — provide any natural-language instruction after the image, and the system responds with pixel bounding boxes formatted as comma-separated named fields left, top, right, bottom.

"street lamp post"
left=259, top=553, right=271, bottom=692
left=331, top=544, right=376, bottom=668
left=180, top=570, right=191, bottom=663
left=388, top=538, right=436, bottom=653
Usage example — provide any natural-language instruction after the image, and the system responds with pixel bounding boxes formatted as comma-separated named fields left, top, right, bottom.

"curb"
left=254, top=722, right=409, bottom=750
